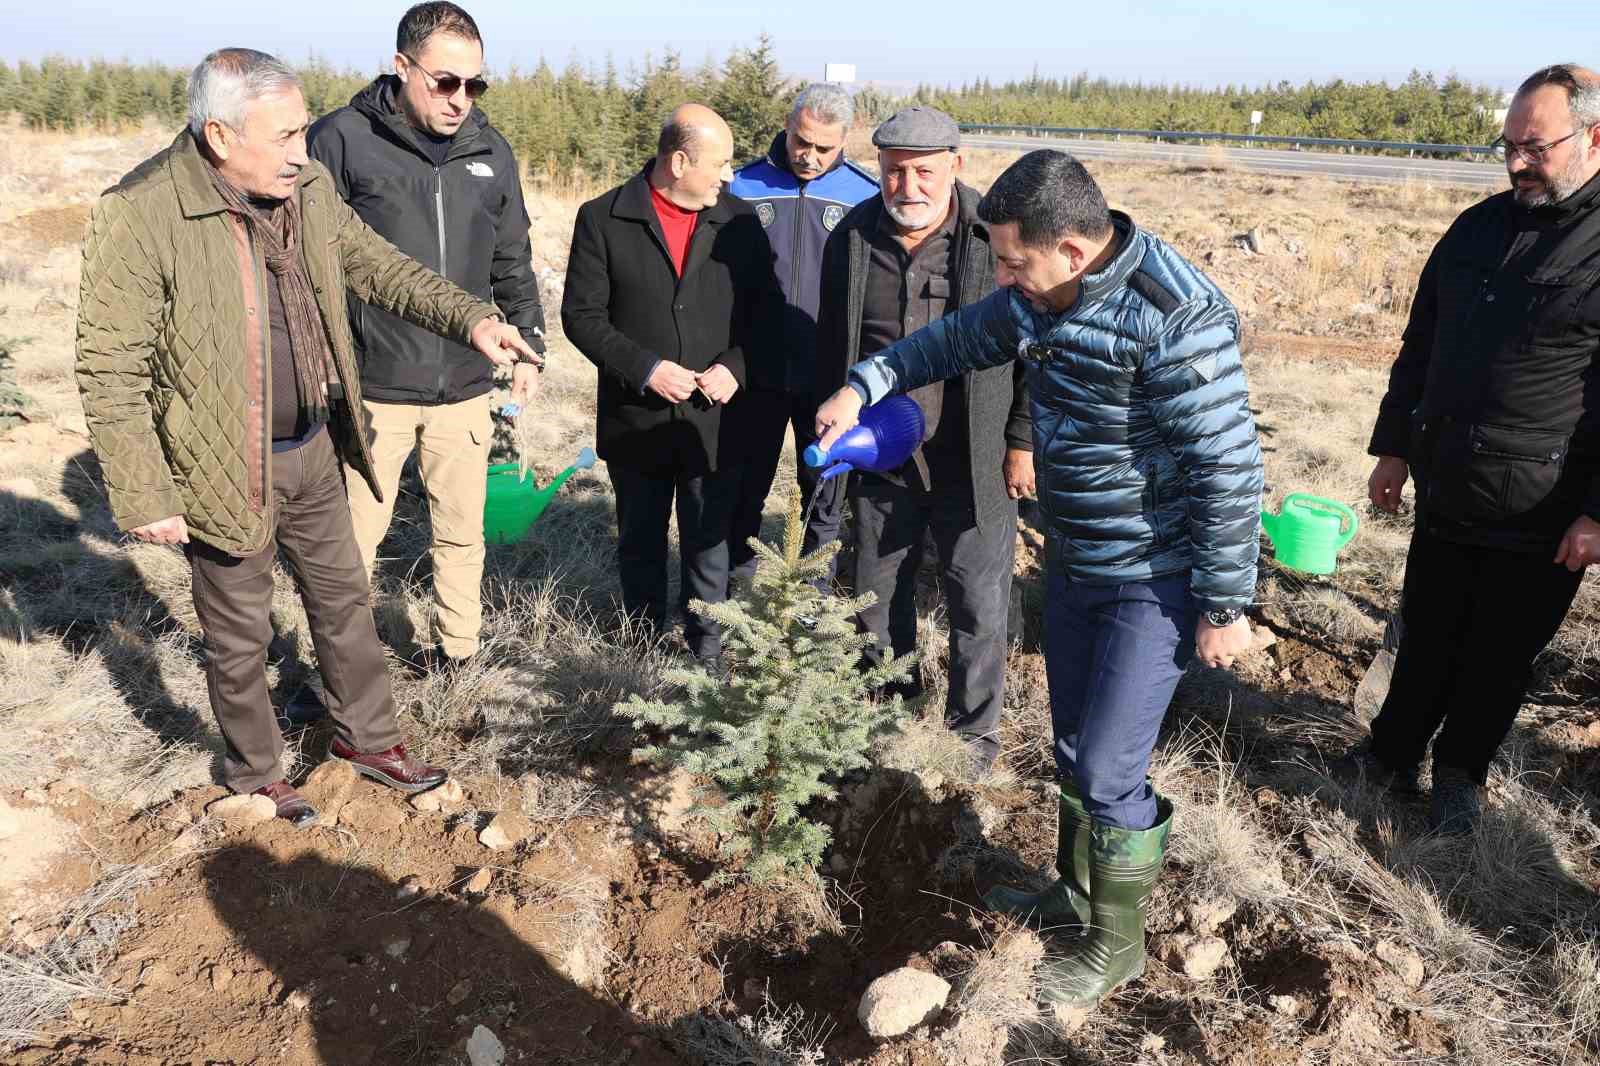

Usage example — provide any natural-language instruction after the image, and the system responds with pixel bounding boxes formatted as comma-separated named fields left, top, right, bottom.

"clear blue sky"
left=4, top=0, right=1572, bottom=91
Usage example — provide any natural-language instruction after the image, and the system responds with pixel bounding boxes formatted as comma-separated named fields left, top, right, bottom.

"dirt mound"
left=6, top=204, right=92, bottom=249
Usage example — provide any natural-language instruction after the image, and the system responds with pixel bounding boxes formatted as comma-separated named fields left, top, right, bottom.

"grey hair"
left=187, top=48, right=302, bottom=136
left=1516, top=63, right=1600, bottom=129
left=790, top=83, right=854, bottom=131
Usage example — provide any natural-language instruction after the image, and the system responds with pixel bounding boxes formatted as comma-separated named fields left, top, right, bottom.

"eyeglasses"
left=1491, top=127, right=1587, bottom=164
left=402, top=54, right=489, bottom=100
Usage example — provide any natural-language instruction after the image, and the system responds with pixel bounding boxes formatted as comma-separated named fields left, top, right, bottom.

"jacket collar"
left=170, top=129, right=324, bottom=220
left=1074, top=211, right=1144, bottom=308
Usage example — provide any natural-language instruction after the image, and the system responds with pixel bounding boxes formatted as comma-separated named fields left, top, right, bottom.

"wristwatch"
left=1205, top=607, right=1242, bottom=627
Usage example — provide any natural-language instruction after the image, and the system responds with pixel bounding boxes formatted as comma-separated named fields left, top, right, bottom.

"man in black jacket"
left=815, top=107, right=1033, bottom=772
left=561, top=104, right=781, bottom=664
left=1347, top=63, right=1600, bottom=833
left=308, top=2, right=545, bottom=671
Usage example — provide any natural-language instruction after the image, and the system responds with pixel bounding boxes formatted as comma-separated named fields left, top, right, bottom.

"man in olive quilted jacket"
left=75, top=49, right=538, bottom=825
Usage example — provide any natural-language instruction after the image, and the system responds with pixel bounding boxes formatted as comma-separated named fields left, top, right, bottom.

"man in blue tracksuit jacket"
left=726, top=84, right=878, bottom=580
left=815, top=150, right=1263, bottom=1010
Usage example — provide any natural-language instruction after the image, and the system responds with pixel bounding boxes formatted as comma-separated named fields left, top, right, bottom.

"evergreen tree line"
left=0, top=44, right=1507, bottom=182
left=913, top=69, right=1504, bottom=146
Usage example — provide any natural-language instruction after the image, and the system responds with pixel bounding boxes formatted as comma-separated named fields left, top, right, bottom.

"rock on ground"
left=858, top=967, right=951, bottom=1040
left=206, top=794, right=277, bottom=828
left=1165, top=934, right=1230, bottom=979
left=479, top=811, right=533, bottom=851
left=466, top=1024, right=505, bottom=1066
left=300, top=760, right=359, bottom=820
left=410, top=779, right=466, bottom=811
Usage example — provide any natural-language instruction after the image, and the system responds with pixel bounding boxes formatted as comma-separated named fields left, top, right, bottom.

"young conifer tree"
left=619, top=495, right=912, bottom=882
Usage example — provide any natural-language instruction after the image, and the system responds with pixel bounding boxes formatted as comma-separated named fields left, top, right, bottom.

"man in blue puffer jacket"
left=726, top=84, right=879, bottom=580
left=815, top=149, right=1263, bottom=1009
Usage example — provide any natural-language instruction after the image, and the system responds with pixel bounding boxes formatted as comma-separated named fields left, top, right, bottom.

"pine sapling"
left=619, top=494, right=913, bottom=882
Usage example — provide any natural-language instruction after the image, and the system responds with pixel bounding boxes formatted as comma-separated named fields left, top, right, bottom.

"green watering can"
left=1260, top=493, right=1359, bottom=575
left=483, top=446, right=596, bottom=545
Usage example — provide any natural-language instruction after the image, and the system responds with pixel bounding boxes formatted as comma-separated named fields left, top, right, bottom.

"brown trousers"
left=188, top=427, right=402, bottom=793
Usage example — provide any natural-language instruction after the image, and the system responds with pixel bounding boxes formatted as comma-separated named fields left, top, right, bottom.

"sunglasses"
left=402, top=54, right=489, bottom=100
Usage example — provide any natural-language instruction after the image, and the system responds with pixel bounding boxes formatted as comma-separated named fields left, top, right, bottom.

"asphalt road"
left=963, top=133, right=1510, bottom=189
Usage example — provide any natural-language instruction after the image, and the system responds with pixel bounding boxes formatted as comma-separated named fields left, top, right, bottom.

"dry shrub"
left=0, top=862, right=161, bottom=1049
left=1150, top=725, right=1288, bottom=908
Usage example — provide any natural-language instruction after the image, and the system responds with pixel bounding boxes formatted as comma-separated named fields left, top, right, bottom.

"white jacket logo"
left=466, top=162, right=494, bottom=177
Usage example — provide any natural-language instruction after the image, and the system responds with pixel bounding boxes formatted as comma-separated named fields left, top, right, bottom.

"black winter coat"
left=308, top=77, right=546, bottom=405
left=1370, top=170, right=1600, bottom=553
left=561, top=165, right=782, bottom=474
left=815, top=181, right=1031, bottom=531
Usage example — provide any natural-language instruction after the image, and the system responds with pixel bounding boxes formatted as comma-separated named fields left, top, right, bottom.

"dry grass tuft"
left=0, top=861, right=161, bottom=1048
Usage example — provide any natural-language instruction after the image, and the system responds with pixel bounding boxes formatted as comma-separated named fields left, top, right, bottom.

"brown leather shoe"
left=327, top=737, right=447, bottom=794
left=253, top=781, right=318, bottom=827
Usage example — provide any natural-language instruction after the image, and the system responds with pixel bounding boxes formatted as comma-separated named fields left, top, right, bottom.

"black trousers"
left=851, top=472, right=1017, bottom=760
left=1370, top=523, right=1584, bottom=783
left=726, top=387, right=841, bottom=583
left=609, top=461, right=738, bottom=660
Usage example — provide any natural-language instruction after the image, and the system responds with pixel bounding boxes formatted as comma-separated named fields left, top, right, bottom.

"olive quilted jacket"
left=76, top=131, right=499, bottom=556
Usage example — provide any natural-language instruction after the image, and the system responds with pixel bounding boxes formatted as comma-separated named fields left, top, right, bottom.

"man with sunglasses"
left=307, top=1, right=544, bottom=685
left=1343, top=63, right=1600, bottom=834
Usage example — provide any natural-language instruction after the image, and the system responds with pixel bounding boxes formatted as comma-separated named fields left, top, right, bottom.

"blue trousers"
left=1046, top=566, right=1197, bottom=830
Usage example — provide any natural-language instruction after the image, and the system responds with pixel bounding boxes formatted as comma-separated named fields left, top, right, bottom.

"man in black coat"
left=814, top=107, right=1033, bottom=772
left=309, top=2, right=545, bottom=671
left=1347, top=63, right=1600, bottom=833
left=562, top=103, right=781, bottom=664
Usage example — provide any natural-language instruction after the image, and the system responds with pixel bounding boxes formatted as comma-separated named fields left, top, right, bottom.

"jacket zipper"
left=246, top=225, right=270, bottom=513
left=787, top=183, right=808, bottom=393
left=432, top=165, right=450, bottom=402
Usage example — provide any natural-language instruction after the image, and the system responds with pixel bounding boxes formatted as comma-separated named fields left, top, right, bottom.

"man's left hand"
left=510, top=362, right=541, bottom=407
left=1555, top=515, right=1600, bottom=572
left=470, top=319, right=538, bottom=369
left=1003, top=448, right=1035, bottom=500
left=1195, top=616, right=1253, bottom=670
left=695, top=364, right=739, bottom=404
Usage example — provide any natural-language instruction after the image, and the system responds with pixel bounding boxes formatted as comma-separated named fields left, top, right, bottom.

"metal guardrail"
left=958, top=124, right=1501, bottom=159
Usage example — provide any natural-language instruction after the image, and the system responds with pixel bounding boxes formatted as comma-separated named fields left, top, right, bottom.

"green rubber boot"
left=983, top=782, right=1092, bottom=929
left=1040, top=795, right=1172, bottom=1008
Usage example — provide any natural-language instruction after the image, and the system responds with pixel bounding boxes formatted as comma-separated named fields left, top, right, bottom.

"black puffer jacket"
left=1370, top=170, right=1600, bottom=553
left=308, top=76, right=545, bottom=405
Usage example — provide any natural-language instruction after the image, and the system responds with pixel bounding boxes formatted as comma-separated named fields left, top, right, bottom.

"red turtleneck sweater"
left=649, top=182, right=699, bottom=277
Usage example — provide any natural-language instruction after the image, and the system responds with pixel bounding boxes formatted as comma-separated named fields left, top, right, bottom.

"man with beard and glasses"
left=75, top=48, right=538, bottom=825
left=1336, top=63, right=1600, bottom=834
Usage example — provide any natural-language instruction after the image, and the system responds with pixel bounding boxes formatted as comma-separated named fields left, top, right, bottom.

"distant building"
left=824, top=63, right=856, bottom=84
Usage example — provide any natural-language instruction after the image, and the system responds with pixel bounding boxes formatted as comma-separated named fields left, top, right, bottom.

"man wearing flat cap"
left=814, top=105, right=1033, bottom=774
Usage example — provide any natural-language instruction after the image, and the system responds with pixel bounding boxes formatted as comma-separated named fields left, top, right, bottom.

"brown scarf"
left=205, top=162, right=339, bottom=426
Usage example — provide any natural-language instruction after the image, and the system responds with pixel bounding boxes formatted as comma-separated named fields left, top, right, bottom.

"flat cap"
left=872, top=105, right=960, bottom=151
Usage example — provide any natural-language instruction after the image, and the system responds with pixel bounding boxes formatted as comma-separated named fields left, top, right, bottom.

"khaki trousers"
left=345, top=393, right=493, bottom=659
left=189, top=427, right=403, bottom=794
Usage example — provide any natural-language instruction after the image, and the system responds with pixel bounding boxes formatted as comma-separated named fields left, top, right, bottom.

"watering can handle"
left=1282, top=493, right=1359, bottom=549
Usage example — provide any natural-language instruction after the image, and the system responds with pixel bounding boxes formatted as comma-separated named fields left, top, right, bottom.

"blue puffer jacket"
left=849, top=212, right=1263, bottom=611
left=731, top=133, right=879, bottom=393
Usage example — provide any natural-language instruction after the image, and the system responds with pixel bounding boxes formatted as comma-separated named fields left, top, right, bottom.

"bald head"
left=652, top=102, right=735, bottom=211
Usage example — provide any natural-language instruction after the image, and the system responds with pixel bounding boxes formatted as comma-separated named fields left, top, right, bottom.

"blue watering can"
left=1260, top=493, right=1359, bottom=575
left=803, top=396, right=926, bottom=480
